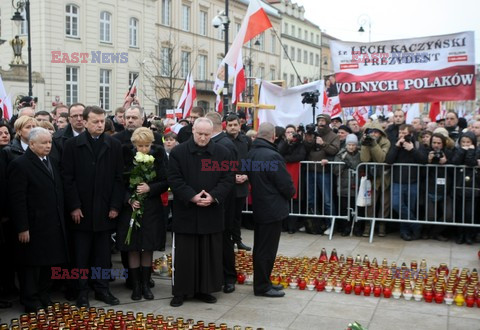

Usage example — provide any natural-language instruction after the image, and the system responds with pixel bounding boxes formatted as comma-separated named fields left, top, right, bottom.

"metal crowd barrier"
left=243, top=161, right=480, bottom=243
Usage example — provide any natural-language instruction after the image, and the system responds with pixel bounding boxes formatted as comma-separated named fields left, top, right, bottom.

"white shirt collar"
left=21, top=140, right=29, bottom=151
left=73, top=130, right=81, bottom=137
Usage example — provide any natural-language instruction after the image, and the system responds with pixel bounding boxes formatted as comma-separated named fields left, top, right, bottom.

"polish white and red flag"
left=177, top=73, right=197, bottom=118
left=213, top=0, right=272, bottom=110
left=0, top=76, right=13, bottom=120
left=322, top=93, right=342, bottom=118
left=352, top=106, right=370, bottom=127
left=123, top=76, right=138, bottom=109
left=231, top=50, right=246, bottom=105
left=330, top=31, right=476, bottom=107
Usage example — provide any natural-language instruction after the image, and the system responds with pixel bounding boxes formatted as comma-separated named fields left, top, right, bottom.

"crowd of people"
left=0, top=96, right=479, bottom=314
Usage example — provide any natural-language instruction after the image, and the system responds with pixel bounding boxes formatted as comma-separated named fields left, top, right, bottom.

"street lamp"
left=11, top=0, right=33, bottom=97
left=358, top=14, right=371, bottom=42
left=212, top=2, right=230, bottom=113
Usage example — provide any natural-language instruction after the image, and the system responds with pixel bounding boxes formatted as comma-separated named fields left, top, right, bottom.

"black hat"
left=337, top=125, right=352, bottom=134
left=18, top=96, right=34, bottom=108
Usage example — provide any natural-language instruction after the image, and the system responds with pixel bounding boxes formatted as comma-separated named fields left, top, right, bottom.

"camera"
left=403, top=135, right=412, bottom=144
left=362, top=135, right=374, bottom=146
left=432, top=150, right=444, bottom=162
left=297, top=123, right=305, bottom=133
left=291, top=133, right=303, bottom=143
left=212, top=16, right=222, bottom=28
left=301, top=90, right=320, bottom=105
left=305, top=123, right=317, bottom=136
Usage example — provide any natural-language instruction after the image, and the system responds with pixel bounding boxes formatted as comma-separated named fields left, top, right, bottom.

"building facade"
left=0, top=0, right=281, bottom=115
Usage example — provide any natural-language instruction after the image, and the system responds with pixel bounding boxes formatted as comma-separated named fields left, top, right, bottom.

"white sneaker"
left=298, top=226, right=306, bottom=232
left=323, top=227, right=332, bottom=235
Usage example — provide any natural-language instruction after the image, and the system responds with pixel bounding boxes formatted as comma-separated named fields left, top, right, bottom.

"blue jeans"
left=307, top=171, right=335, bottom=226
left=392, top=182, right=420, bottom=236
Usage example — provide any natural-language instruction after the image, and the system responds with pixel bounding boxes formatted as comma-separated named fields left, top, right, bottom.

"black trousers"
left=253, top=220, right=282, bottom=295
left=223, top=192, right=237, bottom=285
left=71, top=230, right=111, bottom=296
left=19, top=265, right=52, bottom=312
left=232, top=197, right=245, bottom=243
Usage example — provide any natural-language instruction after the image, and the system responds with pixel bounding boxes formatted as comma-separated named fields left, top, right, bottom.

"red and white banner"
left=322, top=94, right=342, bottom=118
left=123, top=77, right=138, bottom=109
left=0, top=76, right=13, bottom=120
left=232, top=50, right=246, bottom=105
left=176, top=73, right=196, bottom=118
left=352, top=106, right=370, bottom=127
left=330, top=31, right=476, bottom=107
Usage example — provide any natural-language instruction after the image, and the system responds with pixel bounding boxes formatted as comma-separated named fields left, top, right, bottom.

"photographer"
left=278, top=125, right=306, bottom=234
left=386, top=124, right=427, bottom=241
left=359, top=122, right=391, bottom=237
left=423, top=133, right=454, bottom=241
left=303, top=114, right=340, bottom=234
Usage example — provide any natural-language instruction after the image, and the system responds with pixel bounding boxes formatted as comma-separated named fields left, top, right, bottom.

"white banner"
left=330, top=31, right=476, bottom=107
left=258, top=80, right=324, bottom=127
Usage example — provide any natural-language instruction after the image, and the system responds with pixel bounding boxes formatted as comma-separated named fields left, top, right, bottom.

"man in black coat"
left=167, top=117, right=234, bottom=307
left=247, top=123, right=295, bottom=298
left=8, top=127, right=68, bottom=312
left=113, top=106, right=163, bottom=147
left=176, top=106, right=205, bottom=143
left=385, top=109, right=406, bottom=144
left=62, top=106, right=124, bottom=308
left=205, top=112, right=238, bottom=294
left=51, top=103, right=86, bottom=162
left=226, top=114, right=252, bottom=249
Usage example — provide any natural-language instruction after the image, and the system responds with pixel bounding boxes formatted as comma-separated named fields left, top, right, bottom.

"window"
left=298, top=27, right=301, bottom=39
left=304, top=50, right=308, bottom=64
left=235, top=23, right=241, bottom=38
left=259, top=66, right=265, bottom=79
left=180, top=51, right=190, bottom=78
left=182, top=5, right=190, bottom=31
left=291, top=25, right=295, bottom=37
left=258, top=33, right=264, bottom=51
left=310, top=32, right=314, bottom=43
left=218, top=27, right=225, bottom=41
left=65, top=4, right=79, bottom=37
left=290, top=74, right=294, bottom=87
left=310, top=52, right=314, bottom=65
left=199, top=11, right=207, bottom=36
left=99, top=69, right=111, bottom=110
left=297, top=49, right=301, bottom=62
left=304, top=30, right=308, bottom=40
left=316, top=34, right=320, bottom=45
left=270, top=33, right=276, bottom=53
left=270, top=68, right=276, bottom=80
left=283, top=73, right=287, bottom=83
left=66, top=67, right=78, bottom=105
left=197, top=100, right=210, bottom=112
left=290, top=46, right=295, bottom=61
left=198, top=55, right=207, bottom=80
left=315, top=54, right=320, bottom=66
left=161, top=0, right=171, bottom=26
left=129, top=18, right=138, bottom=47
left=160, top=47, right=171, bottom=76
left=283, top=45, right=288, bottom=59
left=100, top=11, right=111, bottom=43
left=284, top=22, right=288, bottom=34
left=129, top=72, right=138, bottom=86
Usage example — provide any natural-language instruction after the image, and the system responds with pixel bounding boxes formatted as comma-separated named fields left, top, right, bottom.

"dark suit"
left=8, top=148, right=67, bottom=311
left=247, top=138, right=295, bottom=295
left=62, top=132, right=124, bottom=296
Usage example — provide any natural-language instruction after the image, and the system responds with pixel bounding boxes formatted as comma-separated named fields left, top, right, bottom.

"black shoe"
left=255, top=288, right=285, bottom=298
left=271, top=284, right=284, bottom=291
left=170, top=296, right=183, bottom=307
left=341, top=230, right=350, bottom=237
left=455, top=235, right=465, bottom=245
left=465, top=235, right=474, bottom=245
left=194, top=293, right=217, bottom=303
left=433, top=234, right=449, bottom=242
left=76, top=295, right=89, bottom=308
left=236, top=242, right=252, bottom=251
left=129, top=268, right=142, bottom=301
left=400, top=233, right=412, bottom=241
left=94, top=291, right=120, bottom=305
left=223, top=284, right=235, bottom=293
left=149, top=278, right=155, bottom=288
left=288, top=230, right=295, bottom=234
left=141, top=267, right=154, bottom=300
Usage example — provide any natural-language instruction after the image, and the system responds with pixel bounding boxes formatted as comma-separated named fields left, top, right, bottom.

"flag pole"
left=271, top=26, right=303, bottom=85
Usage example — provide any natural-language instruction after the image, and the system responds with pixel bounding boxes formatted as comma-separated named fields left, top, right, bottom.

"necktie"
left=42, top=158, right=53, bottom=176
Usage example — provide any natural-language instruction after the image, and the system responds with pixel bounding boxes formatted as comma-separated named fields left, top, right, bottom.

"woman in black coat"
left=2, top=116, right=37, bottom=163
left=116, top=128, right=168, bottom=301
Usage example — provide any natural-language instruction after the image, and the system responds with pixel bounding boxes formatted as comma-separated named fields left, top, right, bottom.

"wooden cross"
left=236, top=82, right=277, bottom=131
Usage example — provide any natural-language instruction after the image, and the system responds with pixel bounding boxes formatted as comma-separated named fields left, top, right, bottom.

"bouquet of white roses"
left=125, top=151, right=157, bottom=245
